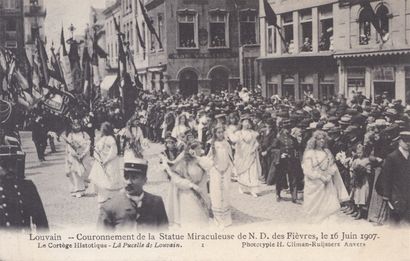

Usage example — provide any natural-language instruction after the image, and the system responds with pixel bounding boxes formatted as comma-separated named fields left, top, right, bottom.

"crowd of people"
left=24, top=86, right=410, bottom=230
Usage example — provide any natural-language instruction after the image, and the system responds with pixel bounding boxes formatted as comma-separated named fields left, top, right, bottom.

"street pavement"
left=21, top=131, right=368, bottom=230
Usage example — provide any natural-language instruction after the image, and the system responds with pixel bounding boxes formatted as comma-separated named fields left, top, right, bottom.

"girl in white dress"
left=89, top=122, right=123, bottom=205
left=302, top=130, right=349, bottom=223
left=227, top=115, right=261, bottom=197
left=64, top=119, right=90, bottom=198
left=208, top=124, right=233, bottom=227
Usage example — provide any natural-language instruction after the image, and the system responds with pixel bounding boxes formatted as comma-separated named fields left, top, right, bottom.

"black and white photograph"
left=0, top=0, right=409, bottom=260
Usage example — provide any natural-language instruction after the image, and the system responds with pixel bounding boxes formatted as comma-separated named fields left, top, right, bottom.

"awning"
left=334, top=48, right=410, bottom=59
left=257, top=51, right=333, bottom=61
left=100, top=75, right=118, bottom=91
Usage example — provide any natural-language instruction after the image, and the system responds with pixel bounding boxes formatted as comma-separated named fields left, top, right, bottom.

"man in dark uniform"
left=98, top=158, right=168, bottom=231
left=274, top=119, right=302, bottom=204
left=31, top=113, right=47, bottom=161
left=0, top=149, right=49, bottom=231
left=376, top=131, right=410, bottom=225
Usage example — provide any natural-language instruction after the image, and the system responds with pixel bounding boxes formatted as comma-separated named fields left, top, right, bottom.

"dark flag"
left=360, top=0, right=387, bottom=41
left=49, top=44, right=64, bottom=84
left=68, top=39, right=83, bottom=93
left=135, top=21, right=146, bottom=49
left=82, top=45, right=92, bottom=99
left=263, top=0, right=286, bottom=47
left=113, top=15, right=127, bottom=76
left=139, top=0, right=163, bottom=49
left=60, top=26, right=75, bottom=91
left=35, top=34, right=49, bottom=88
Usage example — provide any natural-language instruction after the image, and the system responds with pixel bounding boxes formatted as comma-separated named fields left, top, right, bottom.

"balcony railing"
left=24, top=5, right=46, bottom=17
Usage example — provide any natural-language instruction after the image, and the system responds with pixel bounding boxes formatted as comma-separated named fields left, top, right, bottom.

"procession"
left=0, top=0, right=409, bottom=234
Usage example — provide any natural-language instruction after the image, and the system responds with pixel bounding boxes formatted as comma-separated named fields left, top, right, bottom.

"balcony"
left=24, top=5, right=46, bottom=17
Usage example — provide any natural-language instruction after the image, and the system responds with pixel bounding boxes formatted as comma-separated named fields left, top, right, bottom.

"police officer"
left=98, top=158, right=168, bottom=231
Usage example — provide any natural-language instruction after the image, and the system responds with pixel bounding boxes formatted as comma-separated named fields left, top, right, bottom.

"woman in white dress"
left=164, top=142, right=212, bottom=228
left=227, top=115, right=261, bottom=197
left=208, top=124, right=233, bottom=227
left=122, top=117, right=147, bottom=161
left=89, top=122, right=123, bottom=205
left=171, top=114, right=190, bottom=140
left=64, top=119, right=90, bottom=198
left=302, top=130, right=349, bottom=223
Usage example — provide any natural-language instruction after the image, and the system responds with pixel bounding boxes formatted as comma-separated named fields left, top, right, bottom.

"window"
left=158, top=14, right=164, bottom=49
left=209, top=10, right=229, bottom=48
left=347, top=68, right=366, bottom=97
left=300, top=9, right=312, bottom=52
left=282, top=12, right=294, bottom=53
left=4, top=0, right=16, bottom=9
left=5, top=41, right=17, bottom=48
left=30, top=0, right=39, bottom=6
left=267, top=74, right=279, bottom=97
left=267, top=26, right=277, bottom=54
left=177, top=11, right=198, bottom=48
left=299, top=74, right=314, bottom=99
left=359, top=8, right=373, bottom=45
left=319, top=73, right=335, bottom=100
left=376, top=5, right=389, bottom=39
left=319, top=5, right=333, bottom=51
left=240, top=10, right=257, bottom=45
left=6, top=18, right=16, bottom=32
left=150, top=18, right=156, bottom=51
left=406, top=67, right=410, bottom=104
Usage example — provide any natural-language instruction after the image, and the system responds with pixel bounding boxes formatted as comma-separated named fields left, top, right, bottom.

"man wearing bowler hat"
left=376, top=131, right=410, bottom=225
left=98, top=158, right=169, bottom=231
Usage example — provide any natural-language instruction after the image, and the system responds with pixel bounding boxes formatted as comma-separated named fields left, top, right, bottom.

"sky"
left=44, top=0, right=106, bottom=49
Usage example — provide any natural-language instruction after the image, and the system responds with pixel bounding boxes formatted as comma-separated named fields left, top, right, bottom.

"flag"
left=60, top=26, right=74, bottom=91
left=113, top=15, right=127, bottom=76
left=35, top=34, right=49, bottom=87
left=91, top=29, right=107, bottom=87
left=82, top=45, right=92, bottom=98
left=49, top=45, right=64, bottom=84
left=68, top=39, right=83, bottom=93
left=263, top=0, right=278, bottom=28
left=263, top=0, right=286, bottom=47
left=125, top=44, right=143, bottom=89
left=360, top=0, right=387, bottom=41
left=135, top=21, right=146, bottom=49
left=139, top=0, right=163, bottom=48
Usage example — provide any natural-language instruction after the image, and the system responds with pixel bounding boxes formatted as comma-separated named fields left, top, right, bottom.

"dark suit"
left=0, top=178, right=49, bottom=230
left=98, top=191, right=168, bottom=231
left=376, top=149, right=410, bottom=224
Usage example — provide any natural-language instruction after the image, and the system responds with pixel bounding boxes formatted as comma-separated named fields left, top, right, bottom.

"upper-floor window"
left=150, top=18, right=156, bottom=51
left=376, top=4, right=389, bottom=40
left=240, top=9, right=257, bottom=45
left=267, top=26, right=277, bottom=54
left=300, top=9, right=312, bottom=52
left=30, top=0, right=39, bottom=6
left=359, top=7, right=372, bottom=45
left=282, top=12, right=294, bottom=54
left=6, top=18, right=16, bottom=34
left=319, top=5, right=333, bottom=51
left=177, top=10, right=198, bottom=49
left=209, top=10, right=229, bottom=48
left=3, top=0, right=16, bottom=9
left=158, top=13, right=164, bottom=50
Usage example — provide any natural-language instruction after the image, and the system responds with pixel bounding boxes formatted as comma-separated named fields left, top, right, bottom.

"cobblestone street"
left=20, top=131, right=369, bottom=230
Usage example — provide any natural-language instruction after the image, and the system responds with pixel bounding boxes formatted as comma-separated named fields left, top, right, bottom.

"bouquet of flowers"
left=335, top=152, right=352, bottom=169
left=352, top=164, right=368, bottom=188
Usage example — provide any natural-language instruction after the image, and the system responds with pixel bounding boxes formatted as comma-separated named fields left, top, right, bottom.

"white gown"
left=302, top=149, right=349, bottom=223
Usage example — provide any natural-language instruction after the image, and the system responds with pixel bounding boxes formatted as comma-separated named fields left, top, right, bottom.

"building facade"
left=0, top=0, right=25, bottom=59
left=259, top=0, right=410, bottom=103
left=23, top=0, right=47, bottom=63
left=102, top=0, right=260, bottom=96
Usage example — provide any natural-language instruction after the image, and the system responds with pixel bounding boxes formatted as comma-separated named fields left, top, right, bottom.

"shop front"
left=335, top=50, right=410, bottom=102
